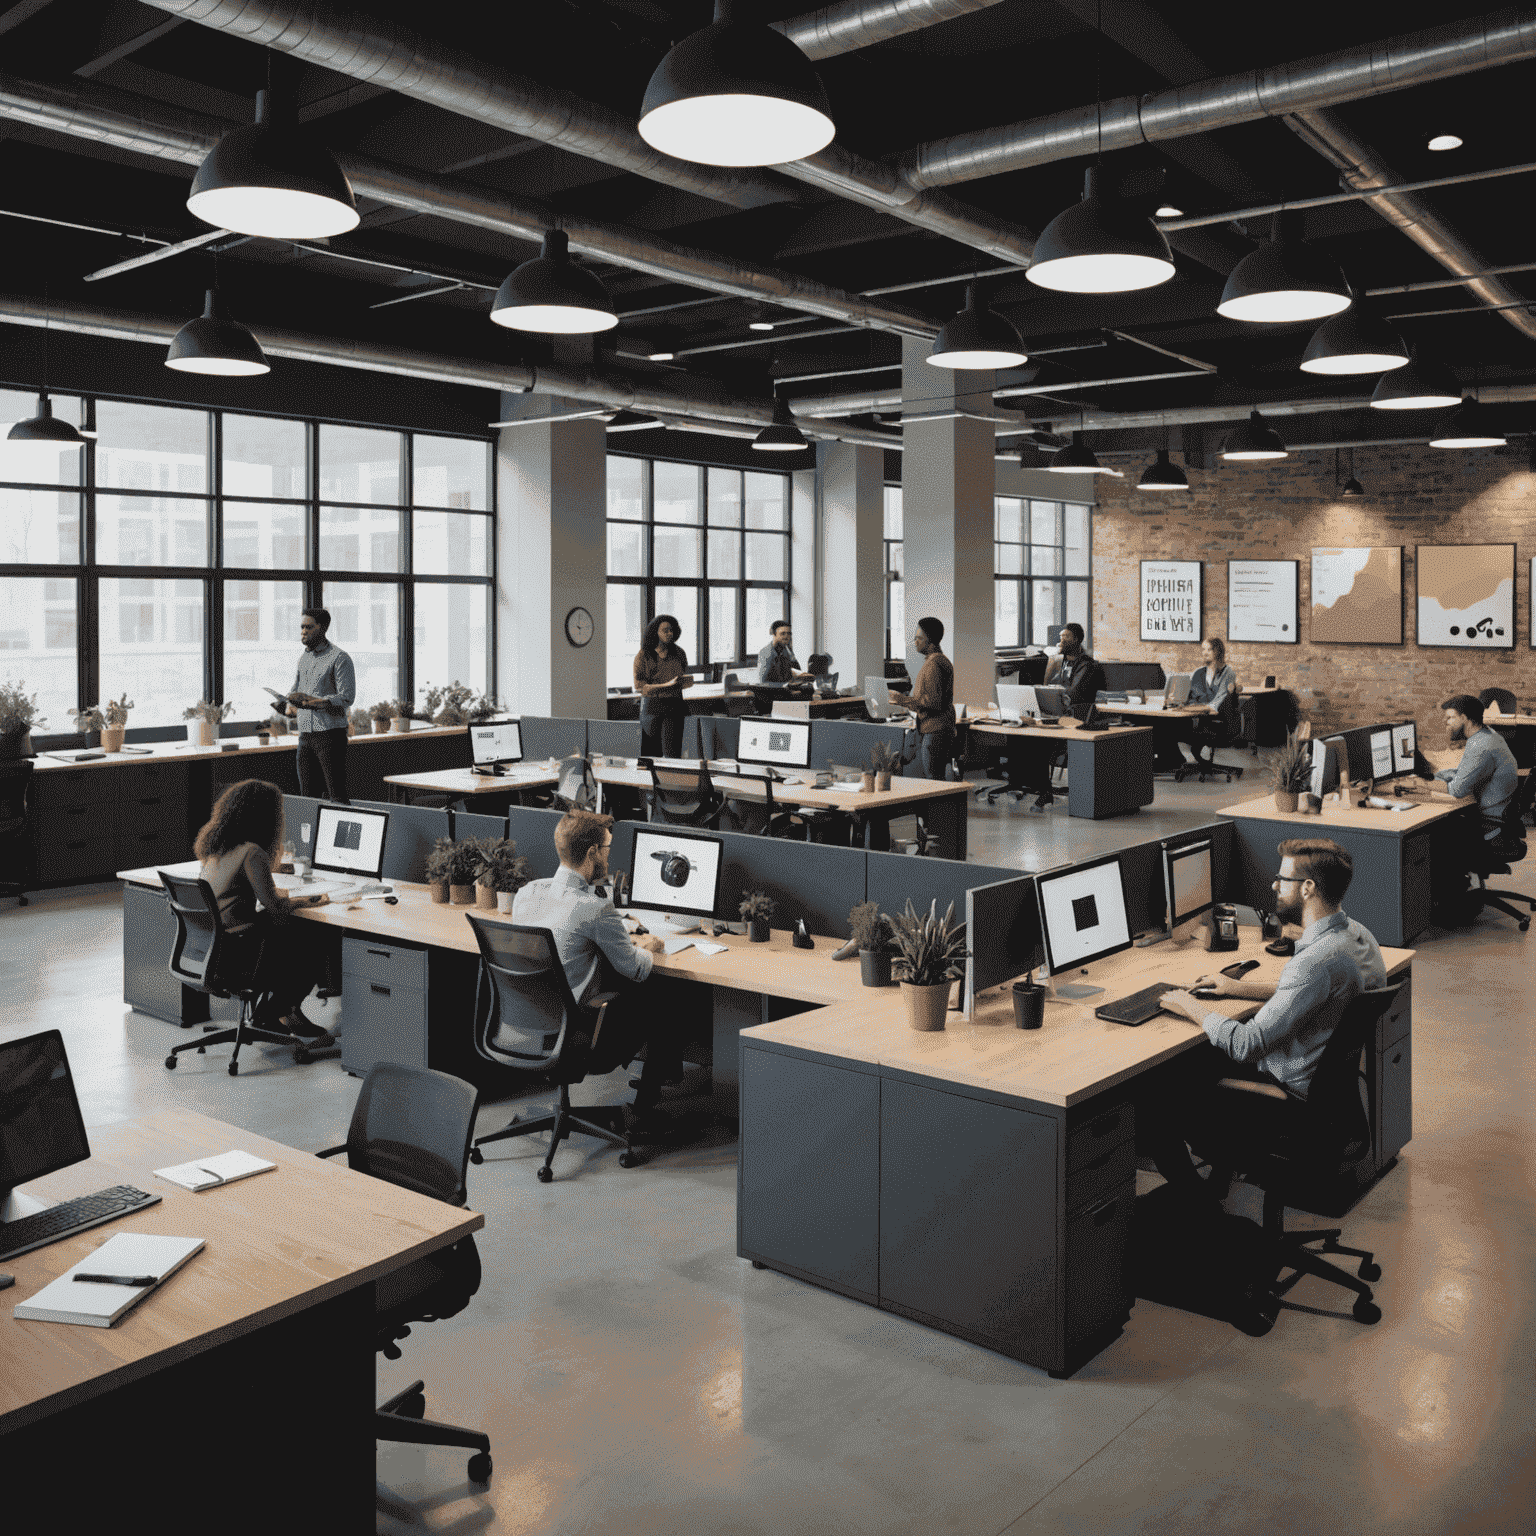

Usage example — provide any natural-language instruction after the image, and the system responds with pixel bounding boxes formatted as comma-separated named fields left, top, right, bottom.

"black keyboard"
left=0, top=1185, right=162, bottom=1262
left=1095, top=981, right=1180, bottom=1026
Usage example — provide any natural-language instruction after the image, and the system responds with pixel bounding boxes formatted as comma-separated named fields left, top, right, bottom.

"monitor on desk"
left=1035, top=685, right=1070, bottom=719
left=1392, top=721, right=1417, bottom=776
left=1034, top=854, right=1133, bottom=998
left=995, top=682, right=1037, bottom=722
left=0, top=1030, right=90, bottom=1223
left=469, top=720, right=523, bottom=767
left=1165, top=673, right=1192, bottom=706
left=1162, top=839, right=1213, bottom=942
left=313, top=804, right=389, bottom=879
left=1368, top=729, right=1394, bottom=782
left=865, top=675, right=894, bottom=720
left=738, top=715, right=812, bottom=770
left=628, top=826, right=724, bottom=922
left=1310, top=735, right=1347, bottom=799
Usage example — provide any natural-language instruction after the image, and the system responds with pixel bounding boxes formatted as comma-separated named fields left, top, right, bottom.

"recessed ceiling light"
left=648, top=349, right=676, bottom=362
left=1155, top=204, right=1183, bottom=219
left=748, top=319, right=775, bottom=332
left=1427, top=133, right=1463, bottom=152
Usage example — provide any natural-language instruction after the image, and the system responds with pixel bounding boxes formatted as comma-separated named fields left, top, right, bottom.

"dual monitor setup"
left=1309, top=720, right=1419, bottom=801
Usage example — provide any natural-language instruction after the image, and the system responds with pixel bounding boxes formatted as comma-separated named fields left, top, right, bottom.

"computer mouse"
left=1189, top=986, right=1219, bottom=999
left=0, top=1272, right=13, bottom=1290
left=384, top=895, right=399, bottom=905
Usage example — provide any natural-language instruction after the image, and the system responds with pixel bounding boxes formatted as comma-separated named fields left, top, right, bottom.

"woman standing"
left=1179, top=635, right=1238, bottom=768
left=633, top=613, right=692, bottom=759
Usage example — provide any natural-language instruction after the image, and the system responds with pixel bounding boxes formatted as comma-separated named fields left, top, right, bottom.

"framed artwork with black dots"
left=1415, top=543, right=1515, bottom=650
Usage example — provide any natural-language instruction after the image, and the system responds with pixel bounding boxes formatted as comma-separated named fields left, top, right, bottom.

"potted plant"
left=424, top=837, right=455, bottom=904
left=869, top=739, right=900, bottom=792
left=369, top=700, right=396, bottom=735
left=469, top=692, right=503, bottom=724
left=348, top=706, right=370, bottom=738
left=183, top=698, right=233, bottom=748
left=848, top=900, right=893, bottom=987
left=424, top=680, right=480, bottom=727
left=0, top=680, right=44, bottom=759
left=68, top=704, right=106, bottom=744
left=390, top=698, right=419, bottom=734
left=739, top=890, right=775, bottom=943
left=446, top=838, right=483, bottom=905
left=1270, top=730, right=1311, bottom=812
left=890, top=898, right=968, bottom=1032
left=99, top=694, right=133, bottom=752
left=477, top=837, right=534, bottom=914
left=1012, top=968, right=1046, bottom=1030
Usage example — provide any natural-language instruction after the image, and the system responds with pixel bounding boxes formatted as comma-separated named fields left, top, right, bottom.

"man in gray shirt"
left=283, top=607, right=356, bottom=803
left=756, top=619, right=811, bottom=686
left=1429, top=694, right=1519, bottom=839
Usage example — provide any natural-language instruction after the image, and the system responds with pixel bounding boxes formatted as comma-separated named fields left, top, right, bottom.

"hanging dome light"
left=753, top=396, right=808, bottom=451
left=639, top=0, right=834, bottom=168
left=1049, top=430, right=1111, bottom=473
left=1015, top=443, right=1048, bottom=469
left=187, top=89, right=358, bottom=240
left=1369, top=348, right=1460, bottom=410
left=490, top=230, right=617, bottom=334
left=1217, top=211, right=1352, bottom=324
left=1429, top=396, right=1507, bottom=448
left=1026, top=166, right=1176, bottom=295
left=1220, top=410, right=1288, bottom=460
left=1137, top=448, right=1189, bottom=489
left=1341, top=474, right=1366, bottom=496
left=7, top=391, right=86, bottom=448
left=926, top=284, right=1029, bottom=370
left=1300, top=308, right=1409, bottom=375
left=165, top=289, right=270, bottom=376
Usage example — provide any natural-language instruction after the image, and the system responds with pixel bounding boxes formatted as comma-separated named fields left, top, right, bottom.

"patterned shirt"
left=512, top=865, right=653, bottom=1004
left=289, top=639, right=356, bottom=734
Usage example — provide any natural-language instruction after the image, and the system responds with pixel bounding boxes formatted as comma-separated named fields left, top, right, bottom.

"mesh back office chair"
left=465, top=916, right=639, bottom=1182
left=1466, top=794, right=1534, bottom=931
left=0, top=760, right=34, bottom=904
left=158, top=870, right=323, bottom=1075
left=316, top=1061, right=492, bottom=1486
left=648, top=761, right=724, bottom=828
left=1191, top=986, right=1400, bottom=1332
left=1176, top=692, right=1246, bottom=784
left=1479, top=686, right=1518, bottom=716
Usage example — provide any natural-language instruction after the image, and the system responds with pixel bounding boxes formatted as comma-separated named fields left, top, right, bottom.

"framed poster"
left=1310, top=547, right=1402, bottom=645
left=1532, top=557, right=1536, bottom=648
left=1228, top=560, right=1298, bottom=644
left=1140, top=560, right=1202, bottom=643
left=1417, top=544, right=1514, bottom=649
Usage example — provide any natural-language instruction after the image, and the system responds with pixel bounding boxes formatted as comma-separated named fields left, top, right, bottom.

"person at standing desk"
left=1177, top=635, right=1238, bottom=769
left=281, top=607, right=355, bottom=804
left=1397, top=695, right=1519, bottom=841
left=633, top=613, right=693, bottom=759
left=1043, top=623, right=1105, bottom=719
left=1140, top=838, right=1384, bottom=1200
left=756, top=619, right=813, bottom=685
left=889, top=616, right=954, bottom=779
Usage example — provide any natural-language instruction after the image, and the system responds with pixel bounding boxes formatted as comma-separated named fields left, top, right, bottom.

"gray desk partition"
left=283, top=795, right=323, bottom=861
left=686, top=714, right=740, bottom=761
left=1111, top=821, right=1234, bottom=938
left=966, top=875, right=1042, bottom=997
left=352, top=799, right=451, bottom=882
left=1102, top=661, right=1166, bottom=692
left=716, top=833, right=868, bottom=938
left=504, top=805, right=565, bottom=878
left=589, top=719, right=642, bottom=759
left=813, top=719, right=913, bottom=776
left=866, top=852, right=1020, bottom=932
left=453, top=810, right=509, bottom=846
left=519, top=716, right=588, bottom=762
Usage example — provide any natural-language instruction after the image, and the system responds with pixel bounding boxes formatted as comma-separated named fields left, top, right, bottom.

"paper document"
left=13, top=1233, right=204, bottom=1327
left=827, top=781, right=867, bottom=792
left=663, top=936, right=695, bottom=955
left=693, top=940, right=728, bottom=956
left=155, top=1149, right=277, bottom=1192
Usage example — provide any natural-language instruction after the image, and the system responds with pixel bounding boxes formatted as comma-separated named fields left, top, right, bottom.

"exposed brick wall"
left=1092, top=442, right=1536, bottom=744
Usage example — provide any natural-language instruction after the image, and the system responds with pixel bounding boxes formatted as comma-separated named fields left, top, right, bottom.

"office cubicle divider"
left=1102, top=662, right=1166, bottom=692
left=453, top=811, right=511, bottom=849
left=1116, top=820, right=1233, bottom=939
left=966, top=875, right=1042, bottom=1005
left=866, top=851, right=1020, bottom=936
left=350, top=799, right=451, bottom=883
left=717, top=836, right=871, bottom=939
left=520, top=717, right=589, bottom=763
left=588, top=720, right=643, bottom=759
left=685, top=714, right=741, bottom=761
left=813, top=720, right=913, bottom=776
left=503, top=806, right=566, bottom=879
left=282, top=795, right=322, bottom=862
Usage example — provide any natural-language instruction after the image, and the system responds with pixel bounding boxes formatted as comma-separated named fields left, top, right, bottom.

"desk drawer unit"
left=344, top=938, right=429, bottom=993
left=1400, top=834, right=1432, bottom=943
left=341, top=937, right=429, bottom=1075
left=1372, top=974, right=1413, bottom=1170
left=1063, top=1179, right=1136, bottom=1354
left=34, top=804, right=120, bottom=885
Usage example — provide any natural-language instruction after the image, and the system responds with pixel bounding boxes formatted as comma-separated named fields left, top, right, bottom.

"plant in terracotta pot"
left=739, top=890, right=775, bottom=942
left=0, top=679, right=45, bottom=759
left=848, top=900, right=893, bottom=987
left=889, top=898, right=968, bottom=1032
left=445, top=837, right=483, bottom=905
left=478, top=837, right=534, bottom=914
left=348, top=706, right=370, bottom=737
left=98, top=693, right=133, bottom=752
left=424, top=837, right=455, bottom=904
left=869, top=739, right=900, bottom=792
left=1269, top=730, right=1312, bottom=812
left=369, top=700, right=396, bottom=734
left=392, top=698, right=428, bottom=733
left=182, top=698, right=233, bottom=748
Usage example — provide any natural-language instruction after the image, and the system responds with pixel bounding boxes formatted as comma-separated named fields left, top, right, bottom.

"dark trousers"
left=591, top=973, right=703, bottom=1110
left=296, top=728, right=349, bottom=803
left=916, top=725, right=956, bottom=780
left=222, top=913, right=327, bottom=1017
left=639, top=707, right=684, bottom=760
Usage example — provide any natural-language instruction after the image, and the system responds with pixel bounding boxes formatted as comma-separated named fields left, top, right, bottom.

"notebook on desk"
left=13, top=1232, right=204, bottom=1327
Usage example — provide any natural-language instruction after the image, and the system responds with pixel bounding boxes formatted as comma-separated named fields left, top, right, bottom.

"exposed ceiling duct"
left=0, top=73, right=937, bottom=339
left=774, top=0, right=1008, bottom=62
left=893, top=9, right=1536, bottom=187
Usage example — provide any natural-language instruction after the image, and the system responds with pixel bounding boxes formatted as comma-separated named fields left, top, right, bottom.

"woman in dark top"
left=633, top=613, right=692, bottom=758
left=193, top=779, right=331, bottom=1044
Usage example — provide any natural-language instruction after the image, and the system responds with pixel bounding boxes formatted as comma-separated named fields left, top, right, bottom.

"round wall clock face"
left=565, top=606, right=595, bottom=647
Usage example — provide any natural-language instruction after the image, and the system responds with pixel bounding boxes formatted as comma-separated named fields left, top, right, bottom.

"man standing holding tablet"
left=890, top=616, right=955, bottom=779
left=281, top=607, right=356, bottom=804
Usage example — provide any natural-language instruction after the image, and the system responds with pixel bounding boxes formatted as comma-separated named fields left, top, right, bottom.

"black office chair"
left=0, top=759, right=35, bottom=905
left=317, top=1061, right=492, bottom=1486
left=159, top=871, right=317, bottom=1076
left=1479, top=686, right=1518, bottom=716
left=648, top=761, right=724, bottom=828
left=1466, top=800, right=1533, bottom=931
left=1177, top=694, right=1246, bottom=784
left=725, top=771, right=831, bottom=841
left=464, top=916, right=639, bottom=1182
left=1191, top=986, right=1400, bottom=1331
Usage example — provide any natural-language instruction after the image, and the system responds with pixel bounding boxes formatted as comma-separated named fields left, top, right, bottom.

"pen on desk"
left=73, top=1273, right=159, bottom=1287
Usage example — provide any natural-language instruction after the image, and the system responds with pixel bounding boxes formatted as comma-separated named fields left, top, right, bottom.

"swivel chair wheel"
left=536, top=1166, right=554, bottom=1184
left=1358, top=1260, right=1381, bottom=1281
left=164, top=1055, right=177, bottom=1069
left=618, top=1152, right=638, bottom=1169
left=228, top=1061, right=240, bottom=1077
left=468, top=1451, right=493, bottom=1484
left=397, top=1392, right=426, bottom=1419
left=469, top=1147, right=484, bottom=1165
left=1352, top=1298, right=1381, bottom=1325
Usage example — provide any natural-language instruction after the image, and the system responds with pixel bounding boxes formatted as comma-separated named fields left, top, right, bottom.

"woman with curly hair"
left=193, top=778, right=332, bottom=1046
left=633, top=611, right=693, bottom=759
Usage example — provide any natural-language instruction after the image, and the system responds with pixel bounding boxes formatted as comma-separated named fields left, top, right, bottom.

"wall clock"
left=564, top=606, right=595, bottom=647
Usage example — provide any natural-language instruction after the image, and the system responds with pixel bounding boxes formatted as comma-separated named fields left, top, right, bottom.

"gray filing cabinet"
left=340, top=935, right=431, bottom=1076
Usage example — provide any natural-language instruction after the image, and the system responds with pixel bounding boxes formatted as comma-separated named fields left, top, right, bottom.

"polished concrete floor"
left=5, top=764, right=1534, bottom=1535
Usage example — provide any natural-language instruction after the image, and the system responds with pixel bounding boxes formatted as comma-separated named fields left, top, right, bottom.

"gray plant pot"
left=859, top=949, right=892, bottom=987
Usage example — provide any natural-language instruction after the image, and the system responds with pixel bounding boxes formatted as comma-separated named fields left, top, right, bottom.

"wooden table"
left=737, top=928, right=1414, bottom=1378
left=970, top=714, right=1155, bottom=818
left=384, top=763, right=561, bottom=808
left=0, top=1108, right=481, bottom=1533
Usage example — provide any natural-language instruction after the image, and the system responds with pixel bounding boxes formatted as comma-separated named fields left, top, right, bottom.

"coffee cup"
left=1012, top=981, right=1046, bottom=1029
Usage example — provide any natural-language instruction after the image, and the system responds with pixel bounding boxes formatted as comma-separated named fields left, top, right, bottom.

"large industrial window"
left=0, top=389, right=494, bottom=733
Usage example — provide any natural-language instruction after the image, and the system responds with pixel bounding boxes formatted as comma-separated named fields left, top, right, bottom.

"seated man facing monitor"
left=756, top=619, right=813, bottom=685
left=511, top=810, right=688, bottom=1136
left=1143, top=838, right=1385, bottom=1199
left=1400, top=694, right=1519, bottom=840
left=1043, top=622, right=1106, bottom=718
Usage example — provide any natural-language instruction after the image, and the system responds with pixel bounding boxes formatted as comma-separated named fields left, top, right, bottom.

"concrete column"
left=494, top=390, right=608, bottom=718
left=817, top=441, right=884, bottom=689
left=900, top=335, right=995, bottom=709
left=790, top=465, right=817, bottom=651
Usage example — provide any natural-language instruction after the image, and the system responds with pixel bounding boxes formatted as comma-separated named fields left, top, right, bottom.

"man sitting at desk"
left=756, top=619, right=812, bottom=685
left=512, top=810, right=688, bottom=1137
left=1146, top=838, right=1385, bottom=1200
left=1400, top=694, right=1519, bottom=841
left=1043, top=622, right=1106, bottom=718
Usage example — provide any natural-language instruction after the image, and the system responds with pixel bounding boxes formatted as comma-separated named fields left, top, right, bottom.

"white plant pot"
left=496, top=890, right=515, bottom=914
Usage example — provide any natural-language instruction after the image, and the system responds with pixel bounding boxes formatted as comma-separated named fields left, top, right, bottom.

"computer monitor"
left=813, top=671, right=839, bottom=696
left=966, top=875, right=1041, bottom=1010
left=313, top=804, right=389, bottom=879
left=469, top=720, right=523, bottom=766
left=1162, top=839, right=1214, bottom=942
left=1368, top=729, right=1394, bottom=782
left=1340, top=727, right=1380, bottom=786
left=738, top=715, right=812, bottom=770
left=1392, top=720, right=1417, bottom=775
left=995, top=682, right=1036, bottom=722
left=1035, top=685, right=1070, bottom=719
left=0, top=1030, right=90, bottom=1221
left=1034, top=854, right=1133, bottom=998
left=628, top=826, right=724, bottom=921
left=865, top=675, right=893, bottom=720
left=1165, top=673, right=1192, bottom=706
left=1310, top=735, right=1347, bottom=799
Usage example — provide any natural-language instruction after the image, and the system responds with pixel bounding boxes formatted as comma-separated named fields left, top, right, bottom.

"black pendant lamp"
left=1026, top=166, right=1176, bottom=295
left=927, top=284, right=1029, bottom=370
left=1220, top=410, right=1288, bottom=461
left=753, top=396, right=808, bottom=452
left=1429, top=396, right=1507, bottom=448
left=1338, top=447, right=1365, bottom=496
left=1049, top=430, right=1109, bottom=474
left=490, top=231, right=617, bottom=334
left=1300, top=307, right=1409, bottom=375
left=187, top=89, right=358, bottom=240
left=639, top=0, right=834, bottom=168
left=1137, top=448, right=1189, bottom=489
left=1218, top=211, right=1351, bottom=324
left=7, top=391, right=86, bottom=448
left=165, top=289, right=269, bottom=376
left=1369, top=348, right=1460, bottom=410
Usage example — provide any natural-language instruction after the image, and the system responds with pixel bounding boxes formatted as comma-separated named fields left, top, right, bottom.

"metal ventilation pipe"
left=895, top=10, right=1536, bottom=186
left=775, top=0, right=1008, bottom=60
left=0, top=73, right=936, bottom=339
